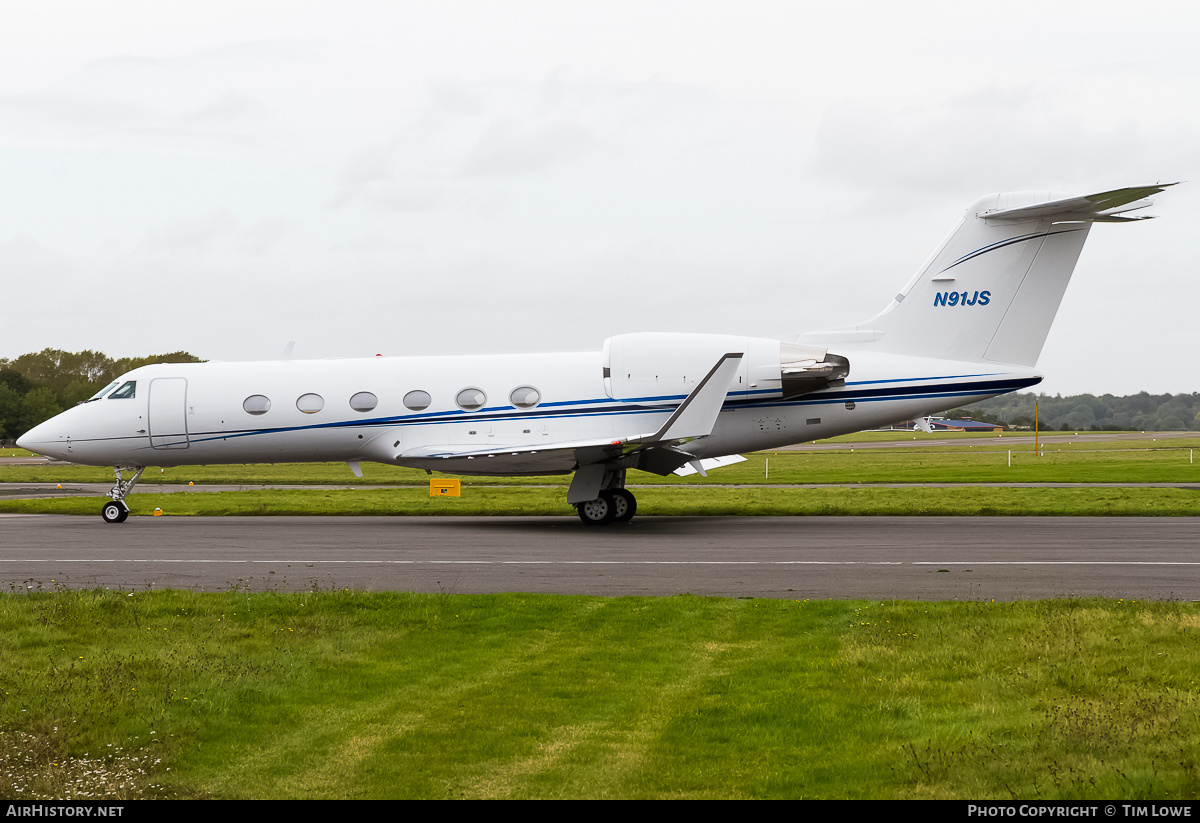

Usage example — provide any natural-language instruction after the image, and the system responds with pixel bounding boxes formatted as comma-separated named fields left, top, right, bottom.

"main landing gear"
left=101, top=466, right=144, bottom=523
left=575, top=488, right=637, bottom=525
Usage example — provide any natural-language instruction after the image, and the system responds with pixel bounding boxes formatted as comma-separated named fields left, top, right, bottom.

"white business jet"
left=18, top=184, right=1174, bottom=524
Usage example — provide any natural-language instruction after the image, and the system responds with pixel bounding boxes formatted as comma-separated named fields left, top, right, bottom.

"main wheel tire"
left=101, top=501, right=129, bottom=524
left=576, top=496, right=615, bottom=525
left=608, top=489, right=637, bottom=522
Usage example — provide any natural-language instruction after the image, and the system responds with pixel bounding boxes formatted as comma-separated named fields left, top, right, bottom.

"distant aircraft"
left=18, top=184, right=1175, bottom=524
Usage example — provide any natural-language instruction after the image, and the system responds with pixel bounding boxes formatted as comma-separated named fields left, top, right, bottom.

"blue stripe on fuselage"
left=181, top=375, right=1041, bottom=446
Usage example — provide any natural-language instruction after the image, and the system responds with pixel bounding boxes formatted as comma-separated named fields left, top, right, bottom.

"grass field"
left=3, top=433, right=1198, bottom=517
left=3, top=435, right=1198, bottom=799
left=2, top=484, right=1198, bottom=517
left=6, top=433, right=1199, bottom=487
left=2, top=590, right=1198, bottom=799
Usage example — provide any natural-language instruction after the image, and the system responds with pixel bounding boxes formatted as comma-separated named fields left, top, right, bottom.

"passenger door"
left=148, top=378, right=189, bottom=450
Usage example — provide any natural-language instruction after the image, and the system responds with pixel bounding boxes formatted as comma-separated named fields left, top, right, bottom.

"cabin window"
left=297, top=393, right=324, bottom=414
left=350, top=391, right=378, bottom=412
left=87, top=381, right=120, bottom=402
left=510, top=386, right=541, bottom=408
left=108, top=381, right=137, bottom=400
left=403, top=390, right=431, bottom=411
left=456, top=387, right=486, bottom=411
left=243, top=395, right=271, bottom=415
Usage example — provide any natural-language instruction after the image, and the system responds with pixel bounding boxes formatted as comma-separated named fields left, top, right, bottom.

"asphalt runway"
left=2, top=514, right=1197, bottom=601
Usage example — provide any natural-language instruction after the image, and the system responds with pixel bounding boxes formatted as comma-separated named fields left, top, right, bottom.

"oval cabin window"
left=350, top=391, right=378, bottom=412
left=455, top=388, right=486, bottom=411
left=297, top=393, right=324, bottom=414
left=403, top=390, right=431, bottom=411
left=244, top=395, right=271, bottom=415
left=510, top=386, right=541, bottom=408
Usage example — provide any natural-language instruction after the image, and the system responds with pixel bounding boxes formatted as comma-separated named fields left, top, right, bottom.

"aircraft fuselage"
left=19, top=345, right=1039, bottom=473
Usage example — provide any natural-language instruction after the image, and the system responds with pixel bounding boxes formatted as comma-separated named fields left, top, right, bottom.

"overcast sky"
left=2, top=1, right=1196, bottom=396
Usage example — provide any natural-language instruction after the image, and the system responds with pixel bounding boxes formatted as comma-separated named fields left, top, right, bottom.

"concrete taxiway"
left=2, top=515, right=1196, bottom=601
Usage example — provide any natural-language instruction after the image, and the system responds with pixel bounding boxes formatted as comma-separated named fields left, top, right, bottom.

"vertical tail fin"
left=802, top=184, right=1175, bottom=366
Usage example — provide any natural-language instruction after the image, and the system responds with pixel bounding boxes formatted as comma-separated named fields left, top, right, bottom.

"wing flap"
left=672, top=454, right=748, bottom=477
left=397, top=437, right=628, bottom=475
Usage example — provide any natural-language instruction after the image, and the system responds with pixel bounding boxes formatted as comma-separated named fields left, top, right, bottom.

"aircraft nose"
left=16, top=425, right=37, bottom=451
left=16, top=419, right=65, bottom=458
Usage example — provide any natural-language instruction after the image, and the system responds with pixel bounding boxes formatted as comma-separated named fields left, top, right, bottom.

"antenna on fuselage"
left=280, top=341, right=295, bottom=360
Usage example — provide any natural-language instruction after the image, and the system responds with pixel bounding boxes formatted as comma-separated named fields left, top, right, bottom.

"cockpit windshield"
left=108, top=381, right=137, bottom=400
left=86, top=381, right=120, bottom=402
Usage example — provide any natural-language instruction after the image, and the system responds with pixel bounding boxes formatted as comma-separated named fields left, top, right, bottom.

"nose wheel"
left=102, top=500, right=130, bottom=523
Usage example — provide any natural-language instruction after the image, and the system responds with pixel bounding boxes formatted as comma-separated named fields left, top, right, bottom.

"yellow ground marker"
left=430, top=479, right=461, bottom=497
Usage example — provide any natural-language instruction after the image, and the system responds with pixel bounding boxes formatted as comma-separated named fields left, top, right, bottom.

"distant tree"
left=110, top=351, right=203, bottom=376
left=0, top=383, right=21, bottom=439
left=952, top=391, right=1199, bottom=432
left=18, top=387, right=61, bottom=437
left=1063, top=402, right=1095, bottom=430
left=9, top=349, right=110, bottom=388
left=5, top=349, right=203, bottom=408
left=0, top=348, right=203, bottom=440
left=0, top=368, right=33, bottom=396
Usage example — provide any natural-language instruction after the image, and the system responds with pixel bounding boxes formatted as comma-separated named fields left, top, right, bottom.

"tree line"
left=0, top=349, right=202, bottom=441
left=949, top=391, right=1200, bottom=432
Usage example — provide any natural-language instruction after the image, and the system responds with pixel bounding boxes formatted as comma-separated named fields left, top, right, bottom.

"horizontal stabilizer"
left=982, top=183, right=1177, bottom=222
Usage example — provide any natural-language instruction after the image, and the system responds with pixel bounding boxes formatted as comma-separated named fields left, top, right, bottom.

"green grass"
left=5, top=435, right=1198, bottom=487
left=1, top=485, right=1198, bottom=517
left=727, top=445, right=1200, bottom=485
left=4, top=434, right=1197, bottom=517
left=2, top=590, right=1197, bottom=799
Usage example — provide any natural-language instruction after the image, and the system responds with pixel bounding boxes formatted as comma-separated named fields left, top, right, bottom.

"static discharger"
left=430, top=478, right=461, bottom=497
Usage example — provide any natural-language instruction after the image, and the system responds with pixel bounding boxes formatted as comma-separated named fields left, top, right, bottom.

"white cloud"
left=459, top=117, right=596, bottom=177
left=145, top=209, right=238, bottom=252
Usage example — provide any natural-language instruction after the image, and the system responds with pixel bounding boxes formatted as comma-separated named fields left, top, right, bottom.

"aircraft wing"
left=982, top=183, right=1178, bottom=222
left=395, top=353, right=746, bottom=489
left=398, top=436, right=633, bottom=476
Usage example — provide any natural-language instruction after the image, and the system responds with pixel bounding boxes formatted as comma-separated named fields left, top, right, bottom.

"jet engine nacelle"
left=602, top=332, right=848, bottom=404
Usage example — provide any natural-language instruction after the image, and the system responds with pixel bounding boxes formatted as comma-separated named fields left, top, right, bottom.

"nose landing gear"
left=101, top=466, right=144, bottom=523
